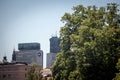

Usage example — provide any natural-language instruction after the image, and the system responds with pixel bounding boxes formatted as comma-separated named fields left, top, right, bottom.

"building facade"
left=0, top=62, right=41, bottom=80
left=12, top=43, right=43, bottom=67
left=47, top=53, right=57, bottom=68
left=0, top=62, right=28, bottom=80
left=47, top=36, right=60, bottom=68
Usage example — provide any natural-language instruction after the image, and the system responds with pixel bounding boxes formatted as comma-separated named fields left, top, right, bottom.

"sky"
left=0, top=0, right=120, bottom=68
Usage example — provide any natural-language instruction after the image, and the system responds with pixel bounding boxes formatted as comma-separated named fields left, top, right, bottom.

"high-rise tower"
left=50, top=36, right=60, bottom=53
left=47, top=36, right=60, bottom=68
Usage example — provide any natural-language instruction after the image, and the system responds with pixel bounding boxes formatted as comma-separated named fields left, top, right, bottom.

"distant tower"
left=47, top=36, right=61, bottom=68
left=50, top=36, right=60, bottom=53
left=12, top=48, right=16, bottom=61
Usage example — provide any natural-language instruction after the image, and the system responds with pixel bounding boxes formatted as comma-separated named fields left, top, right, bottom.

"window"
left=25, top=68, right=27, bottom=71
left=25, top=74, right=27, bottom=78
left=8, top=74, right=11, bottom=78
left=3, top=75, right=6, bottom=78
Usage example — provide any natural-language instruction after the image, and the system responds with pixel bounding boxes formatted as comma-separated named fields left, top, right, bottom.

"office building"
left=12, top=43, right=43, bottom=67
left=47, top=53, right=57, bottom=68
left=47, top=36, right=60, bottom=68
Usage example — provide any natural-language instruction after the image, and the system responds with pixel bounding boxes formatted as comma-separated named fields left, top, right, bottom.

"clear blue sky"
left=0, top=0, right=119, bottom=68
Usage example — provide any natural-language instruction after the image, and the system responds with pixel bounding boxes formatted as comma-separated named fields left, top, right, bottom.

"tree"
left=113, top=59, right=120, bottom=80
left=52, top=3, right=120, bottom=80
left=27, top=63, right=43, bottom=80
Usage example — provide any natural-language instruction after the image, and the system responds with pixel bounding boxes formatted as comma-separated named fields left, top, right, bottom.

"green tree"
left=113, top=59, right=120, bottom=80
left=27, top=63, right=43, bottom=80
left=52, top=3, right=120, bottom=80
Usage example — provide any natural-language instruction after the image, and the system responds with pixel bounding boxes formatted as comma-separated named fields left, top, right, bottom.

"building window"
left=25, top=68, right=27, bottom=71
left=14, top=74, right=17, bottom=78
left=8, top=74, right=11, bottom=78
left=25, top=73, right=27, bottom=78
left=3, top=74, right=6, bottom=78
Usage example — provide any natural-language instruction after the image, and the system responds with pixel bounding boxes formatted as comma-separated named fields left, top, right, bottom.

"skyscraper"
left=50, top=36, right=60, bottom=53
left=47, top=36, right=60, bottom=68
left=12, top=43, right=43, bottom=68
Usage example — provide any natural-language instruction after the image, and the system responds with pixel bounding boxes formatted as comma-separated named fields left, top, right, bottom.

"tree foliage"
left=27, top=63, right=42, bottom=80
left=113, top=59, right=120, bottom=80
left=52, top=3, right=120, bottom=80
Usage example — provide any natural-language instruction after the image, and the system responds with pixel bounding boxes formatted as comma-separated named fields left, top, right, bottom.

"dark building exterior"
left=12, top=42, right=43, bottom=68
left=50, top=36, right=60, bottom=53
left=47, top=36, right=61, bottom=68
left=18, top=43, right=40, bottom=50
